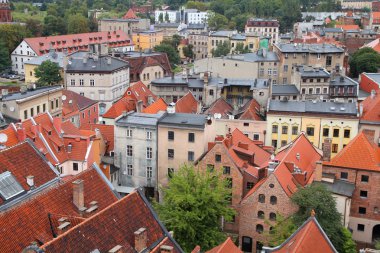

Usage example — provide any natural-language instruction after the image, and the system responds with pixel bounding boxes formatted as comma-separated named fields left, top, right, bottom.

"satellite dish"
left=9, top=107, right=15, bottom=112
left=0, top=133, right=8, bottom=144
left=62, top=95, right=67, bottom=101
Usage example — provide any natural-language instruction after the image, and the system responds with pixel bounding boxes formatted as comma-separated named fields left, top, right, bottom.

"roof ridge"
left=216, top=237, right=231, bottom=253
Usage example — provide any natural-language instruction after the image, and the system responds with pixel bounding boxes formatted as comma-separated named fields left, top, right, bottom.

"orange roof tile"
left=335, top=24, right=359, bottom=30
left=373, top=12, right=380, bottom=21
left=40, top=190, right=182, bottom=253
left=62, top=90, right=97, bottom=118
left=102, top=96, right=136, bottom=119
left=123, top=9, right=138, bottom=19
left=128, top=81, right=157, bottom=106
left=62, top=120, right=82, bottom=135
left=238, top=99, right=263, bottom=121
left=360, top=90, right=380, bottom=123
left=0, top=124, right=19, bottom=147
left=175, top=91, right=199, bottom=114
left=324, top=132, right=380, bottom=171
left=204, top=97, right=233, bottom=118
left=81, top=124, right=115, bottom=153
left=0, top=168, right=118, bottom=253
left=206, top=237, right=242, bottom=253
left=143, top=97, right=167, bottom=114
left=361, top=38, right=380, bottom=53
left=265, top=217, right=337, bottom=253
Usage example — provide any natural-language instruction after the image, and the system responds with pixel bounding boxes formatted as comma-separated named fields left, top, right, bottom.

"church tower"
left=0, top=0, right=12, bottom=23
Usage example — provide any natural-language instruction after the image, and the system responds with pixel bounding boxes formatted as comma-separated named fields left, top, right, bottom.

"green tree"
left=0, top=24, right=31, bottom=54
left=183, top=44, right=194, bottom=59
left=186, top=1, right=209, bottom=11
left=292, top=184, right=356, bottom=253
left=154, top=43, right=180, bottom=67
left=43, top=15, right=67, bottom=35
left=265, top=214, right=297, bottom=247
left=67, top=14, right=89, bottom=34
left=349, top=47, right=380, bottom=78
left=153, top=165, right=235, bottom=252
left=159, top=12, right=164, bottom=23
left=211, top=41, right=231, bottom=57
left=25, top=18, right=43, bottom=37
left=165, top=0, right=187, bottom=9
left=208, top=13, right=229, bottom=30
left=277, top=0, right=302, bottom=32
left=233, top=42, right=250, bottom=54
left=34, top=60, right=62, bottom=86
left=0, top=39, right=11, bottom=72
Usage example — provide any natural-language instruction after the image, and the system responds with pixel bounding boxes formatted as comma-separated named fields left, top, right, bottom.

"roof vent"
left=330, top=106, right=335, bottom=111
left=57, top=221, right=71, bottom=230
left=108, top=245, right=123, bottom=253
left=340, top=107, right=345, bottom=111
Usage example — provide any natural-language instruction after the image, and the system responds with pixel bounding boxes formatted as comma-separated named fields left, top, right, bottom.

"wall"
left=140, top=65, right=165, bottom=85
left=11, top=40, right=38, bottom=74
left=79, top=104, right=99, bottom=127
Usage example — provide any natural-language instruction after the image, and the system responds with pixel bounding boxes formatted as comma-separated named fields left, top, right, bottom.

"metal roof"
left=296, top=65, right=330, bottom=78
left=66, top=56, right=128, bottom=73
left=116, top=112, right=164, bottom=127
left=159, top=113, right=207, bottom=128
left=1, top=85, right=62, bottom=102
left=272, top=85, right=300, bottom=95
left=276, top=43, right=345, bottom=53
left=319, top=180, right=355, bottom=197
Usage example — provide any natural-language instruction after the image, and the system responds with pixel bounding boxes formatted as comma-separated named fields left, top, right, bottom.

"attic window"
left=48, top=131, right=52, bottom=136
left=57, top=222, right=71, bottom=230
left=0, top=171, right=25, bottom=200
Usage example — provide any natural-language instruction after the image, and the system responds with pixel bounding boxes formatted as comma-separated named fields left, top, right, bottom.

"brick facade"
left=239, top=174, right=298, bottom=252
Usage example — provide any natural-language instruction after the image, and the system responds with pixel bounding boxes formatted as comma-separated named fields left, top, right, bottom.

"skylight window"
left=0, top=171, right=25, bottom=200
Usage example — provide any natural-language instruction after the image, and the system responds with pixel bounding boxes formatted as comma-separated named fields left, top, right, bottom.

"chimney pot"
left=134, top=227, right=147, bottom=253
left=26, top=175, right=34, bottom=189
left=72, top=179, right=84, bottom=211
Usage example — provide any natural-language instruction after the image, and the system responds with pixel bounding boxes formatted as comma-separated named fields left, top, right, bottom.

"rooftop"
left=116, top=112, right=164, bottom=127
left=25, top=49, right=65, bottom=67
left=62, top=90, right=98, bottom=117
left=226, top=50, right=279, bottom=62
left=66, top=55, right=129, bottom=73
left=360, top=90, right=380, bottom=123
left=319, top=179, right=355, bottom=197
left=159, top=113, right=207, bottom=129
left=296, top=65, right=330, bottom=78
left=275, top=43, right=345, bottom=53
left=175, top=91, right=199, bottom=114
left=271, top=85, right=300, bottom=95
left=143, top=98, right=167, bottom=114
left=0, top=85, right=62, bottom=102
left=330, top=75, right=358, bottom=87
left=206, top=237, right=242, bottom=253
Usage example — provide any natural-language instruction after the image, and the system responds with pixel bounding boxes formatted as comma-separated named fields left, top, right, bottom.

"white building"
left=185, top=10, right=209, bottom=24
left=155, top=10, right=180, bottom=23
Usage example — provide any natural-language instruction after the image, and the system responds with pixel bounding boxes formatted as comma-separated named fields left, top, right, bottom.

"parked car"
left=8, top=75, right=19, bottom=80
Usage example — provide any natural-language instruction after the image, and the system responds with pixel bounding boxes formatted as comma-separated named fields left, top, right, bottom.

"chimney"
left=314, top=161, right=323, bottom=182
left=167, top=102, right=175, bottom=114
left=17, top=127, right=26, bottom=141
left=26, top=175, right=34, bottom=189
left=67, top=143, right=72, bottom=153
left=371, top=89, right=376, bottom=99
left=136, top=100, right=143, bottom=113
left=72, top=179, right=85, bottom=211
left=134, top=227, right=147, bottom=253
left=203, top=72, right=209, bottom=84
left=160, top=245, right=173, bottom=253
left=107, top=57, right=112, bottom=65
left=322, top=138, right=332, bottom=162
left=53, top=117, right=62, bottom=134
left=359, top=103, right=363, bottom=117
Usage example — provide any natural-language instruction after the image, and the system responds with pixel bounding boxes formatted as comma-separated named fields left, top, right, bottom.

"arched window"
left=270, top=196, right=277, bottom=205
left=256, top=224, right=264, bottom=234
left=270, top=212, right=277, bottom=221
left=257, top=211, right=264, bottom=219
left=143, top=73, right=146, bottom=80
left=258, top=194, right=265, bottom=203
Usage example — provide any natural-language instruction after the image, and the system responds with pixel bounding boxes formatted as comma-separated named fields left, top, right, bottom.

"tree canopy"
left=349, top=47, right=380, bottom=78
left=67, top=14, right=89, bottom=34
left=212, top=41, right=231, bottom=57
left=34, top=60, right=63, bottom=86
left=0, top=39, right=11, bottom=72
left=153, top=165, right=235, bottom=252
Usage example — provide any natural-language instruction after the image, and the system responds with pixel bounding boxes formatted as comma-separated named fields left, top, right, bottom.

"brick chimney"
left=322, top=138, right=332, bottom=162
left=314, top=161, right=323, bottom=182
left=134, top=227, right=147, bottom=252
left=72, top=179, right=84, bottom=211
left=53, top=117, right=62, bottom=134
left=160, top=245, right=173, bottom=253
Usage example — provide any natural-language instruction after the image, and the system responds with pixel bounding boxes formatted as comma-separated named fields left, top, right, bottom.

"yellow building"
left=265, top=100, right=359, bottom=157
left=24, top=50, right=65, bottom=84
left=132, top=29, right=164, bottom=51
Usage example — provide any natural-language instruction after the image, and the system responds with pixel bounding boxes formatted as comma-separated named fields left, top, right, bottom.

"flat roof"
left=276, top=43, right=345, bottom=53
left=296, top=66, right=330, bottom=78
left=116, top=112, right=164, bottom=126
left=272, top=85, right=300, bottom=95
left=1, top=85, right=62, bottom=102
left=159, top=113, right=207, bottom=129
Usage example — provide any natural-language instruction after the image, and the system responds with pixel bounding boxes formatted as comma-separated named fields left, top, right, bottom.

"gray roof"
left=323, top=27, right=343, bottom=33
left=272, top=85, right=300, bottom=95
left=159, top=113, right=207, bottom=129
left=25, top=50, right=65, bottom=68
left=100, top=18, right=139, bottom=23
left=319, top=179, right=355, bottom=197
left=296, top=65, right=330, bottom=78
left=330, top=75, right=358, bottom=87
left=154, top=23, right=180, bottom=28
left=187, top=23, right=206, bottom=29
left=276, top=43, right=345, bottom=53
left=116, top=112, right=164, bottom=127
left=209, top=30, right=236, bottom=37
left=226, top=50, right=279, bottom=62
left=231, top=34, right=246, bottom=40
left=1, top=85, right=62, bottom=102
left=268, top=100, right=358, bottom=116
left=66, top=55, right=128, bottom=73
left=122, top=51, right=165, bottom=58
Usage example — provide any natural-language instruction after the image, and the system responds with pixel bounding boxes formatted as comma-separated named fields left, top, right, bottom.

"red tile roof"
left=123, top=9, right=138, bottom=19
left=128, top=81, right=157, bottom=106
left=0, top=168, right=118, bottom=253
left=40, top=190, right=182, bottom=253
left=102, top=95, right=136, bottom=119
left=62, top=120, right=82, bottom=135
left=361, top=38, right=380, bottom=53
left=143, top=97, right=167, bottom=114
left=335, top=24, right=359, bottom=30
left=324, top=132, right=380, bottom=171
left=62, top=90, right=98, bottom=118
left=204, top=97, right=233, bottom=119
left=81, top=124, right=115, bottom=153
left=206, top=237, right=242, bottom=253
left=24, top=31, right=133, bottom=56
left=360, top=91, right=380, bottom=123
left=0, top=124, right=19, bottom=147
left=237, top=99, right=263, bottom=121
left=265, top=217, right=337, bottom=253
left=175, top=91, right=199, bottom=114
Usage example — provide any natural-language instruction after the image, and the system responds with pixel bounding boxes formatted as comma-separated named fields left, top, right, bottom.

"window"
left=242, top=237, right=253, bottom=252
left=126, top=129, right=132, bottom=138
left=70, top=79, right=75, bottom=86
left=292, top=126, right=298, bottom=135
left=215, top=154, right=221, bottom=162
left=256, top=224, right=264, bottom=234
left=127, top=164, right=133, bottom=176
left=258, top=194, right=265, bottom=203
left=361, top=175, right=369, bottom=182
left=90, top=79, right=95, bottom=86
left=272, top=140, right=277, bottom=147
left=281, top=140, right=287, bottom=147
left=30, top=108, right=34, bottom=117
left=308, top=88, right=313, bottom=94
left=323, top=87, right=328, bottom=94
left=73, top=162, right=78, bottom=171
left=326, top=56, right=332, bottom=66
left=269, top=183, right=274, bottom=188
left=223, top=166, right=230, bottom=175
left=207, top=164, right=215, bottom=172
left=80, top=79, right=84, bottom=86
left=51, top=101, right=54, bottom=110
left=146, top=167, right=152, bottom=178
left=333, top=129, right=339, bottom=137
left=188, top=151, right=194, bottom=161
left=43, top=104, right=46, bottom=112
left=282, top=126, right=288, bottom=134
left=306, top=127, right=314, bottom=136
left=247, top=182, right=254, bottom=189
left=272, top=125, right=278, bottom=133
left=168, top=168, right=174, bottom=178
left=332, top=144, right=338, bottom=153
left=146, top=147, right=152, bottom=159
left=127, top=145, right=133, bottom=156
left=244, top=122, right=249, bottom=127
left=316, top=88, right=320, bottom=94
left=344, top=129, right=350, bottom=138
left=209, top=89, right=214, bottom=96
left=258, top=211, right=264, bottom=219
left=270, top=212, right=277, bottom=221
left=359, top=207, right=366, bottom=214
left=37, top=105, right=40, bottom=114
left=168, top=149, right=174, bottom=159
left=360, top=190, right=368, bottom=198
left=253, top=134, right=260, bottom=140
left=188, top=133, right=195, bottom=142
left=270, top=196, right=277, bottom=205
left=357, top=224, right=365, bottom=231
left=146, top=131, right=152, bottom=140
left=168, top=131, right=174, bottom=140
left=323, top=128, right=329, bottom=137
left=341, top=172, right=348, bottom=179
left=301, top=88, right=306, bottom=94
left=226, top=178, right=232, bottom=189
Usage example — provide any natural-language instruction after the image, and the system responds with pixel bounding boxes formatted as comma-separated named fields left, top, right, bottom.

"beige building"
left=245, top=18, right=279, bottom=44
left=157, top=112, right=215, bottom=199
left=341, top=0, right=373, bottom=10
left=273, top=43, right=345, bottom=84
left=188, top=32, right=208, bottom=60
left=0, top=85, right=62, bottom=121
left=65, top=51, right=130, bottom=114
left=98, top=18, right=150, bottom=35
